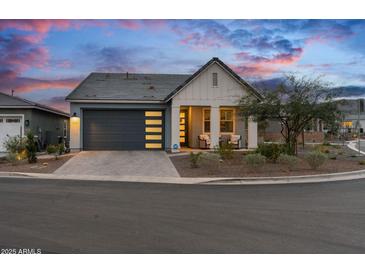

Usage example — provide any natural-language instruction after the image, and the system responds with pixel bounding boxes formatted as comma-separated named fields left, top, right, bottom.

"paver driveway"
left=54, top=151, right=180, bottom=177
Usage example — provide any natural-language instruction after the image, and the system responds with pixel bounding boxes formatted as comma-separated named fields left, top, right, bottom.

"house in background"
left=338, top=99, right=365, bottom=138
left=66, top=57, right=263, bottom=152
left=0, top=92, right=70, bottom=152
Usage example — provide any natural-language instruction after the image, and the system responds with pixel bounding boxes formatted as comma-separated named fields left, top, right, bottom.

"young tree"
left=239, top=74, right=341, bottom=155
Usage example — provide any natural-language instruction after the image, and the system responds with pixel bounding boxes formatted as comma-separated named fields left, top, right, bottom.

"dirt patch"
left=170, top=150, right=365, bottom=178
left=0, top=155, right=74, bottom=173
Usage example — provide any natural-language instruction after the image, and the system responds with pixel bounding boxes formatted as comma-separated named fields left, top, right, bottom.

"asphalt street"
left=0, top=177, right=365, bottom=253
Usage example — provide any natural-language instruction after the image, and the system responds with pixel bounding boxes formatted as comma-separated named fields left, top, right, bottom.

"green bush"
left=46, top=145, right=57, bottom=154
left=256, top=143, right=285, bottom=162
left=315, top=144, right=331, bottom=154
left=58, top=143, right=65, bottom=155
left=277, top=154, right=298, bottom=171
left=189, top=152, right=202, bottom=168
left=6, top=152, right=17, bottom=165
left=214, top=143, right=233, bottom=160
left=305, top=151, right=327, bottom=170
left=3, top=135, right=26, bottom=154
left=46, top=144, right=60, bottom=159
left=25, top=131, right=37, bottom=163
left=244, top=153, right=266, bottom=169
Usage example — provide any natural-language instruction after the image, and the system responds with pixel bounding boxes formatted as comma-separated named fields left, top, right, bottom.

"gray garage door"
left=83, top=110, right=164, bottom=150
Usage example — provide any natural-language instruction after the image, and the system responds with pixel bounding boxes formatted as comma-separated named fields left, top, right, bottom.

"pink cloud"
left=0, top=34, right=50, bottom=73
left=0, top=19, right=72, bottom=33
left=233, top=48, right=303, bottom=77
left=118, top=20, right=142, bottom=30
left=117, top=20, right=168, bottom=31
left=12, top=78, right=80, bottom=93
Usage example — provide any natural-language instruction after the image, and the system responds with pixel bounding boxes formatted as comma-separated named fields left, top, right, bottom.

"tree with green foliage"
left=239, top=74, right=342, bottom=155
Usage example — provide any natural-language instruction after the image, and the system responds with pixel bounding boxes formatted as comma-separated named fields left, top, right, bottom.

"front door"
left=179, top=109, right=188, bottom=147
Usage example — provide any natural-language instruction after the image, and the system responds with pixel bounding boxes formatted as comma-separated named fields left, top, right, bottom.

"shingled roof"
left=0, top=92, right=69, bottom=117
left=66, top=58, right=263, bottom=102
left=66, top=73, right=191, bottom=101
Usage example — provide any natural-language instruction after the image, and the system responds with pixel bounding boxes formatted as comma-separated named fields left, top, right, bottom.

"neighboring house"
left=262, top=99, right=365, bottom=143
left=66, top=57, right=263, bottom=152
left=338, top=99, right=365, bottom=137
left=0, top=92, right=70, bottom=152
left=264, top=119, right=325, bottom=143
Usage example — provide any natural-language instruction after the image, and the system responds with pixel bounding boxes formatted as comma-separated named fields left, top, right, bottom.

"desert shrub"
left=3, top=135, right=26, bottom=154
left=322, top=140, right=331, bottom=146
left=256, top=143, right=285, bottom=162
left=315, top=145, right=331, bottom=154
left=46, top=144, right=57, bottom=154
left=305, top=151, right=327, bottom=170
left=214, top=143, right=233, bottom=160
left=189, top=152, right=202, bottom=168
left=25, top=131, right=37, bottom=163
left=46, top=144, right=59, bottom=159
left=359, top=160, right=365, bottom=165
left=201, top=153, right=221, bottom=172
left=58, top=143, right=65, bottom=155
left=6, top=152, right=17, bottom=165
left=277, top=154, right=298, bottom=171
left=244, top=153, right=266, bottom=169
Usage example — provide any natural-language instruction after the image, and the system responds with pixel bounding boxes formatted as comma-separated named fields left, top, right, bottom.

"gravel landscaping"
left=170, top=145, right=365, bottom=178
left=0, top=155, right=74, bottom=173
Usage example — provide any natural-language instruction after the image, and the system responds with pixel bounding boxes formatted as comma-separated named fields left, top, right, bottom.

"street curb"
left=2, top=168, right=365, bottom=185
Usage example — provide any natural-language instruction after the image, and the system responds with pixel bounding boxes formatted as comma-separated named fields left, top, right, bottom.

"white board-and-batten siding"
left=171, top=62, right=251, bottom=107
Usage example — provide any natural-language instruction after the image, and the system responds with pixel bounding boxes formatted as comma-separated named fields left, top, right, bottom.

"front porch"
left=170, top=105, right=258, bottom=152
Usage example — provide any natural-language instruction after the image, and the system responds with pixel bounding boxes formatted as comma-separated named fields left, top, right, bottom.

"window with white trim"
left=220, top=109, right=234, bottom=133
left=212, top=73, right=218, bottom=87
left=203, top=109, right=210, bottom=133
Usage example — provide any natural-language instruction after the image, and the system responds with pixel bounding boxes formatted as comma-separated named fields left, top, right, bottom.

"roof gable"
left=164, top=57, right=263, bottom=102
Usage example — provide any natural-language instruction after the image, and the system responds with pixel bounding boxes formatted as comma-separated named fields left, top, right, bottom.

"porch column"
left=210, top=106, right=220, bottom=148
left=170, top=105, right=180, bottom=152
left=247, top=116, right=258, bottom=149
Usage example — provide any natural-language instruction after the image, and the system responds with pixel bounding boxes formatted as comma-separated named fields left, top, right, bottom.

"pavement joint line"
left=2, top=168, right=365, bottom=185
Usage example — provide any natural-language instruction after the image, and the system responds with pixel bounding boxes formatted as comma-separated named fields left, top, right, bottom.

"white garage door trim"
left=0, top=114, right=25, bottom=152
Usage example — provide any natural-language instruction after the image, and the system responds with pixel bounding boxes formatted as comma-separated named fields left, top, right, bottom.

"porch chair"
left=198, top=134, right=211, bottom=149
left=228, top=134, right=242, bottom=149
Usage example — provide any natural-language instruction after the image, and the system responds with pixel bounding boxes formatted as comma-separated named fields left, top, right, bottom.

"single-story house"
left=66, top=57, right=263, bottom=152
left=0, top=92, right=70, bottom=152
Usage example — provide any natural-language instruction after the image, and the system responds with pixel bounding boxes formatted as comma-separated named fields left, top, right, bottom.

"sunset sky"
left=1, top=19, right=365, bottom=112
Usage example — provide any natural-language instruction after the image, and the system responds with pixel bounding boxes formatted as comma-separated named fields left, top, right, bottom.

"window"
left=220, top=109, right=234, bottom=133
left=203, top=109, right=210, bottom=133
left=6, top=118, right=20, bottom=123
left=212, top=73, right=218, bottom=87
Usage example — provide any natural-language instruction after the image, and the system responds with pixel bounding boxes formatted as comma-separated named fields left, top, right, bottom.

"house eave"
left=66, top=99, right=166, bottom=104
left=0, top=105, right=70, bottom=118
